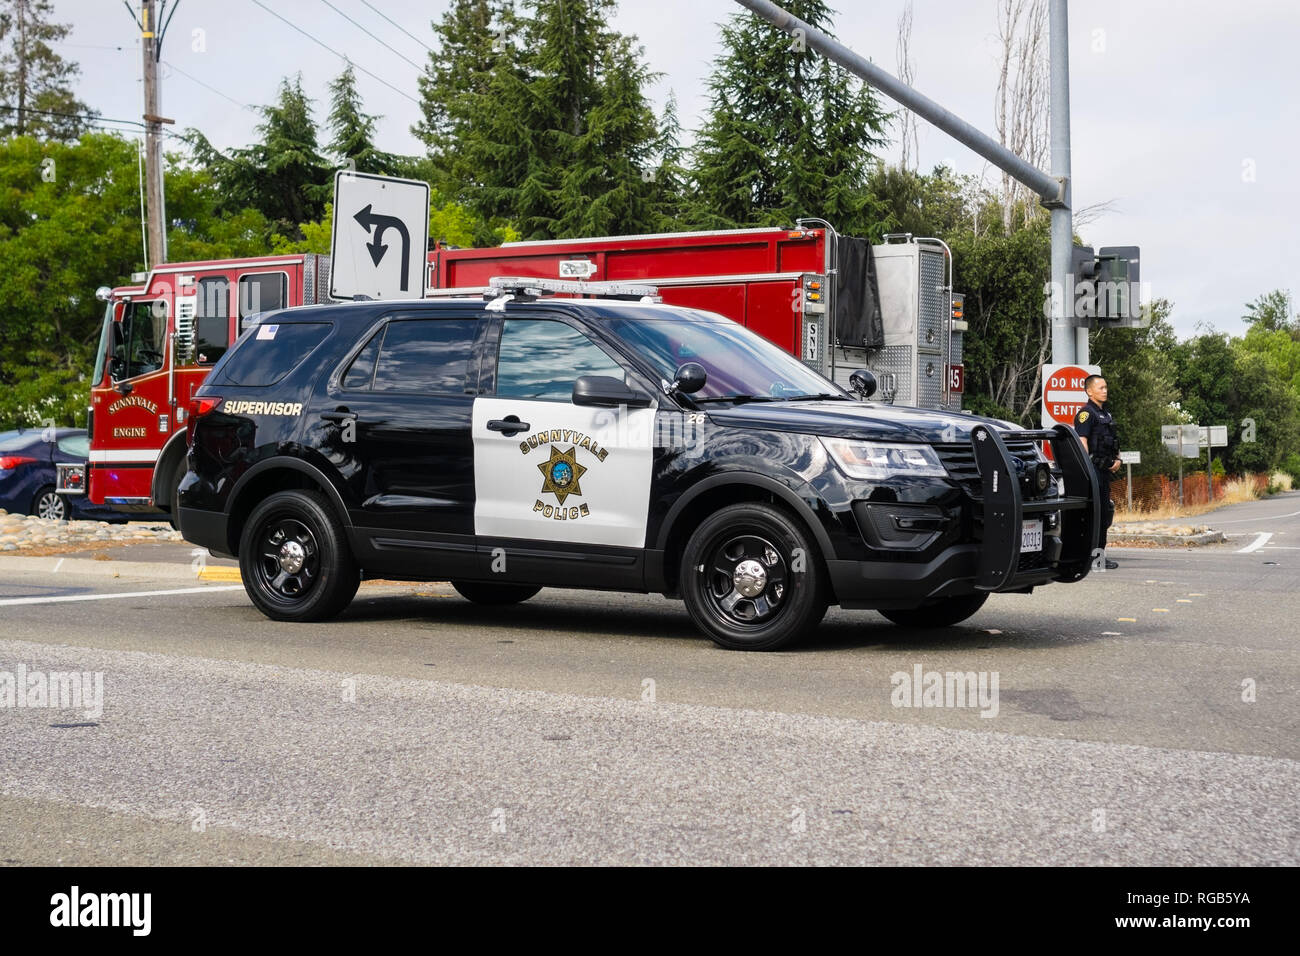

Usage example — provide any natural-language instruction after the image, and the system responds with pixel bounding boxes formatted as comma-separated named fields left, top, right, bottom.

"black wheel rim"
left=37, top=493, right=64, bottom=520
left=700, top=532, right=789, bottom=628
left=253, top=515, right=320, bottom=603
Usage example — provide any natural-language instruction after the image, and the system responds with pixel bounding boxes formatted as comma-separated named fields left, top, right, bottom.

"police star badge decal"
left=538, top=445, right=587, bottom=505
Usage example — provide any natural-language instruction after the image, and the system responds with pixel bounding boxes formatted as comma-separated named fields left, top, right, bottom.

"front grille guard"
left=969, top=424, right=1100, bottom=590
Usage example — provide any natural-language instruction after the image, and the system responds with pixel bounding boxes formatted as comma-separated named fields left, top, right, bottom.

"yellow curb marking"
left=198, top=566, right=241, bottom=582
left=1188, top=592, right=1205, bottom=596
left=1177, top=599, right=1193, bottom=603
left=1117, top=617, right=1137, bottom=622
left=1152, top=608, right=1170, bottom=613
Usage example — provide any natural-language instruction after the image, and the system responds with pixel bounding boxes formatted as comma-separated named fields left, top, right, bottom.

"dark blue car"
left=0, top=428, right=127, bottom=521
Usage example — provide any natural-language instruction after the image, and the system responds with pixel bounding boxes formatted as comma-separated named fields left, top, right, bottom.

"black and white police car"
left=178, top=277, right=1102, bottom=651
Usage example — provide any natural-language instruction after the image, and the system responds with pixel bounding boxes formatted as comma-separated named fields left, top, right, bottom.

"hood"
left=704, top=400, right=1011, bottom=444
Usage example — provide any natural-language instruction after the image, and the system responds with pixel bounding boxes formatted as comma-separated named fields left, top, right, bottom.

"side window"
left=495, top=319, right=625, bottom=401
left=371, top=319, right=479, bottom=393
left=114, top=301, right=166, bottom=379
left=342, top=330, right=382, bottom=390
left=237, top=272, right=288, bottom=320
left=195, top=276, right=231, bottom=365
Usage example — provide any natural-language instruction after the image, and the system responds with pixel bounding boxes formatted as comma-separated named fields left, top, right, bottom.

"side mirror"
left=849, top=369, right=877, bottom=400
left=115, top=380, right=134, bottom=397
left=572, top=375, right=653, bottom=408
left=671, top=362, right=707, bottom=395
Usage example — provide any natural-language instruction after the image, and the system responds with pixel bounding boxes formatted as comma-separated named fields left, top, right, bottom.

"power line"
left=359, top=1, right=432, bottom=54
left=163, top=60, right=248, bottom=108
left=249, top=0, right=420, bottom=105
left=319, top=0, right=423, bottom=71
left=0, top=103, right=190, bottom=141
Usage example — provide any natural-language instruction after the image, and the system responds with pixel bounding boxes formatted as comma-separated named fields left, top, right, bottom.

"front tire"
left=451, top=580, right=541, bottom=605
left=33, top=486, right=68, bottom=521
left=239, top=490, right=359, bottom=622
left=680, top=502, right=827, bottom=651
left=878, top=593, right=989, bottom=628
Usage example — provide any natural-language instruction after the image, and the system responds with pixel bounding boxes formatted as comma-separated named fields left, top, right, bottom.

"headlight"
left=820, top=437, right=948, bottom=480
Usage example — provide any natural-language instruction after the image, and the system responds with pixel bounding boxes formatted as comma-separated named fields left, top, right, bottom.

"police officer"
left=1074, top=374, right=1121, bottom=569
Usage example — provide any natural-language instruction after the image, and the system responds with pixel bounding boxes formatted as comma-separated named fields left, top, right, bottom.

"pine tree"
left=690, top=0, right=888, bottom=233
left=188, top=75, right=329, bottom=235
left=327, top=62, right=396, bottom=175
left=0, top=0, right=97, bottom=140
left=413, top=0, right=509, bottom=187
left=435, top=0, right=665, bottom=240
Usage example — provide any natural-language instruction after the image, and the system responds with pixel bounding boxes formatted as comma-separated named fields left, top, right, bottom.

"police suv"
left=178, top=278, right=1102, bottom=651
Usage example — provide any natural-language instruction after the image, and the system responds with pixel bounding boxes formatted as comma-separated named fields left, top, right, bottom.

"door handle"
left=320, top=409, right=355, bottom=424
left=487, top=416, right=530, bottom=436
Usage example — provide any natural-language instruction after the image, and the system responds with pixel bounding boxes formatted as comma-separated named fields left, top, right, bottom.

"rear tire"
left=239, top=490, right=359, bottom=622
left=878, top=593, right=989, bottom=628
left=166, top=458, right=186, bottom=531
left=680, top=502, right=827, bottom=651
left=33, top=486, right=68, bottom=521
left=451, top=580, right=541, bottom=605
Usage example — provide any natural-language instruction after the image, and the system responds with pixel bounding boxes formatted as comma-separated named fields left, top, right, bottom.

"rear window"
left=371, top=318, right=478, bottom=393
left=212, top=322, right=332, bottom=387
left=56, top=434, right=89, bottom=457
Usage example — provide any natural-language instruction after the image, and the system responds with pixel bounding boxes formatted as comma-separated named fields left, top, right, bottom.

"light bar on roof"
left=486, top=276, right=659, bottom=299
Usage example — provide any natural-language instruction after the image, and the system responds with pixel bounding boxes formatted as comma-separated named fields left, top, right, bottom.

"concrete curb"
left=1109, top=530, right=1226, bottom=547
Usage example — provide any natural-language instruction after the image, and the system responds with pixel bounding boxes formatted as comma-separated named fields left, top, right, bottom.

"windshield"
left=605, top=311, right=845, bottom=402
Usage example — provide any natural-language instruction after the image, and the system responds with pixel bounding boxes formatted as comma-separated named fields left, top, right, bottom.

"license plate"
left=1022, top=519, right=1044, bottom=553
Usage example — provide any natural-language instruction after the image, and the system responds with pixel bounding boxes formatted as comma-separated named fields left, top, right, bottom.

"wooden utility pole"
left=140, top=0, right=173, bottom=267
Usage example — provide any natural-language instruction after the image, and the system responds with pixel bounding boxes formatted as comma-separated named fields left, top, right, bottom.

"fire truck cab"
left=60, top=254, right=332, bottom=518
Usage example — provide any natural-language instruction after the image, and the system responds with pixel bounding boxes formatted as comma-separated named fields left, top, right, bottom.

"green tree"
left=327, top=62, right=401, bottom=175
left=1089, top=300, right=1184, bottom=476
left=1242, top=289, right=1296, bottom=336
left=413, top=0, right=507, bottom=187
left=0, top=0, right=96, bottom=140
left=0, top=133, right=142, bottom=427
left=689, top=0, right=888, bottom=234
left=188, top=75, right=329, bottom=237
left=440, top=0, right=665, bottom=239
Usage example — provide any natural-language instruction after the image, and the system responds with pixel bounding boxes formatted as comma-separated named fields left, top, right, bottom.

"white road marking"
left=0, top=585, right=245, bottom=607
left=1236, top=532, right=1273, bottom=554
left=1213, top=507, right=1300, bottom=525
left=52, top=558, right=64, bottom=573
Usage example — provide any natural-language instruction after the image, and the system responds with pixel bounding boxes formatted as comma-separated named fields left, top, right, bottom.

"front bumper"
left=829, top=424, right=1100, bottom=606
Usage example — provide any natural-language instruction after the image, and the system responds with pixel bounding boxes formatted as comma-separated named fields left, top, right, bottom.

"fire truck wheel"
left=878, top=593, right=989, bottom=628
left=238, top=490, right=359, bottom=622
left=680, top=502, right=827, bottom=651
left=33, top=486, right=68, bottom=521
left=450, top=581, right=542, bottom=605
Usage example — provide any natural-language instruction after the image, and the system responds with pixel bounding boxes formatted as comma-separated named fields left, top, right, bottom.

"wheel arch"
left=224, top=458, right=353, bottom=556
left=653, top=473, right=838, bottom=598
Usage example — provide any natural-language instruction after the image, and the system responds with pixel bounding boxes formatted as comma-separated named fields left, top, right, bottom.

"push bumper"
left=828, top=424, right=1099, bottom=606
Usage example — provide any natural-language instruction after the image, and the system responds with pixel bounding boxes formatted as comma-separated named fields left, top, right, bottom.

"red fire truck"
left=58, top=254, right=332, bottom=519
left=60, top=227, right=963, bottom=521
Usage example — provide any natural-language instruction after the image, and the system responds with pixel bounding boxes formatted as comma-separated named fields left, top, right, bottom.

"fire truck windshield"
left=110, top=301, right=167, bottom=380
left=91, top=301, right=114, bottom=386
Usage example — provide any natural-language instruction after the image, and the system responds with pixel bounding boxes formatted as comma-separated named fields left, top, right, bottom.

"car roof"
left=254, top=297, right=728, bottom=326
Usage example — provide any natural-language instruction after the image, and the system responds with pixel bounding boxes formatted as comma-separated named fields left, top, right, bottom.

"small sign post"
left=1118, top=450, right=1141, bottom=511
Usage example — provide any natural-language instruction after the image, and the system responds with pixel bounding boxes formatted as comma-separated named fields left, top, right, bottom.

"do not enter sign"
left=1041, top=363, right=1101, bottom=427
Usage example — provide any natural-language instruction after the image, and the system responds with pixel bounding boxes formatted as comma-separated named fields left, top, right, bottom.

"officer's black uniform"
left=1074, top=398, right=1118, bottom=554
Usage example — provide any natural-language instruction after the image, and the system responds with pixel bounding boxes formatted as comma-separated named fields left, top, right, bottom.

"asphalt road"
left=1, top=494, right=1297, bottom=865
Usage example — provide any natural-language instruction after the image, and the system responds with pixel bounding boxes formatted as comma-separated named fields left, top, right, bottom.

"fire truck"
left=58, top=254, right=332, bottom=520
left=60, top=227, right=964, bottom=521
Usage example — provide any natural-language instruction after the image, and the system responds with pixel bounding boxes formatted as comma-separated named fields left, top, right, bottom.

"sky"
left=58, top=0, right=1300, bottom=341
